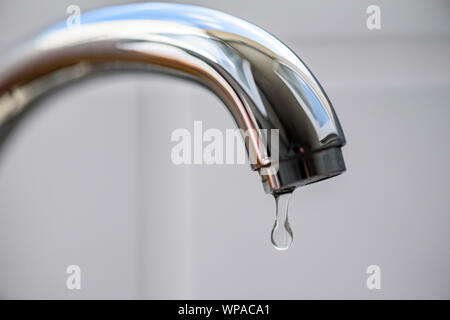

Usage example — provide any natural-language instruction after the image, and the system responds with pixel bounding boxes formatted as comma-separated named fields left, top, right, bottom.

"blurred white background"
left=0, top=0, right=449, bottom=299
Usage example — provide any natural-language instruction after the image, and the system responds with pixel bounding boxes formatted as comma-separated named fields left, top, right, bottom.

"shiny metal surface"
left=0, top=2, right=346, bottom=194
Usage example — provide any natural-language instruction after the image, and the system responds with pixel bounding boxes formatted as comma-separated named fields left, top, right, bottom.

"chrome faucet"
left=0, top=2, right=346, bottom=194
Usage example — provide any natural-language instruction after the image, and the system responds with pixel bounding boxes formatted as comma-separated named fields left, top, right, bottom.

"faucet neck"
left=0, top=3, right=345, bottom=193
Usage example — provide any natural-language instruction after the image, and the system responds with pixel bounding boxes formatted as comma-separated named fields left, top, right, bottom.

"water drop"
left=271, top=191, right=294, bottom=250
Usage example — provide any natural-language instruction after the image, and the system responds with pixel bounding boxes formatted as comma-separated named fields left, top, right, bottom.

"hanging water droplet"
left=271, top=191, right=293, bottom=250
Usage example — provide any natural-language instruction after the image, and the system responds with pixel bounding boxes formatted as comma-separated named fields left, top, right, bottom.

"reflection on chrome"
left=0, top=2, right=346, bottom=194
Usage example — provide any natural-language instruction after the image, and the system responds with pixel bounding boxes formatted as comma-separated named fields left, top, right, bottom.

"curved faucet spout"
left=0, top=2, right=346, bottom=194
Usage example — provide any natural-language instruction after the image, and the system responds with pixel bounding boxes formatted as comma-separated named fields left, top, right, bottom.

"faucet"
left=0, top=2, right=346, bottom=194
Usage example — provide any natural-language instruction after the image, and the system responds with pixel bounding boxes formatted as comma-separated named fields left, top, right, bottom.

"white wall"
left=0, top=0, right=449, bottom=299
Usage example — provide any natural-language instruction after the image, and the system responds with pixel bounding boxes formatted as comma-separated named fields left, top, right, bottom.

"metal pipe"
left=0, top=2, right=346, bottom=194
